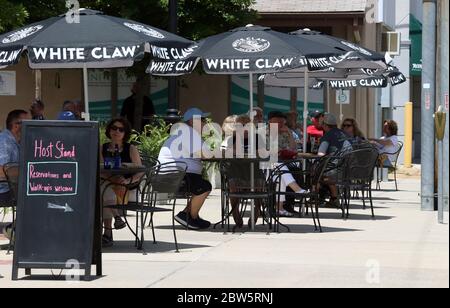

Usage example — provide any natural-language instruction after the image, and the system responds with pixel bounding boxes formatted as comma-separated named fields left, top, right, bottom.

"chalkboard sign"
left=12, top=121, right=101, bottom=280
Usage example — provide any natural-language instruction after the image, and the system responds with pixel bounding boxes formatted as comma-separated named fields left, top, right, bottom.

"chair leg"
left=140, top=211, right=147, bottom=254
left=150, top=213, right=156, bottom=244
left=394, top=168, right=399, bottom=191
left=7, top=207, right=15, bottom=255
left=315, top=198, right=323, bottom=233
left=369, top=185, right=375, bottom=219
left=376, top=167, right=381, bottom=190
left=221, top=192, right=225, bottom=229
left=339, top=190, right=345, bottom=219
left=172, top=209, right=180, bottom=253
left=309, top=198, right=318, bottom=231
left=346, top=188, right=350, bottom=219
left=362, top=188, right=366, bottom=210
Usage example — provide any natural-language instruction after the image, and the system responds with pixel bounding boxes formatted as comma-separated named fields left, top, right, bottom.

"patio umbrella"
left=262, top=65, right=406, bottom=135
left=258, top=29, right=397, bottom=152
left=149, top=24, right=380, bottom=230
left=0, top=8, right=195, bottom=120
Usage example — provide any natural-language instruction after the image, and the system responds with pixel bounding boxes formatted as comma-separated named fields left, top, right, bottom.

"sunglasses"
left=110, top=125, right=125, bottom=133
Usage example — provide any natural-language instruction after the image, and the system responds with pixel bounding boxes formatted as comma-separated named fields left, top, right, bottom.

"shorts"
left=0, top=191, right=12, bottom=204
left=180, top=173, right=212, bottom=196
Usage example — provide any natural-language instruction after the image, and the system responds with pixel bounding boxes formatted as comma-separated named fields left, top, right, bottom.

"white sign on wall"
left=336, top=89, right=350, bottom=105
left=0, top=71, right=16, bottom=96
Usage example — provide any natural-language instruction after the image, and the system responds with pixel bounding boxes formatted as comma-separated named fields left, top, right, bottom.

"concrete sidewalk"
left=0, top=178, right=448, bottom=288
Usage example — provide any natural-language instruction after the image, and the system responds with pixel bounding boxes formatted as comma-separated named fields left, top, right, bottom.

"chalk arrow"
left=47, top=202, right=74, bottom=213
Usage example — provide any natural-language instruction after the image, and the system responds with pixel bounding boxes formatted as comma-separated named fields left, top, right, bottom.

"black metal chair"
left=376, top=141, right=404, bottom=191
left=104, top=162, right=187, bottom=253
left=218, top=160, right=273, bottom=233
left=142, top=162, right=187, bottom=252
left=270, top=157, right=333, bottom=233
left=102, top=167, right=148, bottom=249
left=338, top=148, right=380, bottom=219
left=140, top=154, right=159, bottom=169
left=1, top=163, right=19, bottom=254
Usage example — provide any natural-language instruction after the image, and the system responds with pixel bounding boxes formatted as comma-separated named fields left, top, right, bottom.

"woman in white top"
left=370, top=120, right=399, bottom=166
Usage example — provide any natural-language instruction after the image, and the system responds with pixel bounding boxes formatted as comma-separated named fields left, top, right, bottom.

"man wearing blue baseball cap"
left=57, top=100, right=78, bottom=121
left=158, top=107, right=212, bottom=230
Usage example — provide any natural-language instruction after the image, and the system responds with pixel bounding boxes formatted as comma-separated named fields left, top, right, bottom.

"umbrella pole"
left=326, top=81, right=330, bottom=113
left=83, top=64, right=90, bottom=121
left=340, top=97, right=343, bottom=124
left=303, top=70, right=309, bottom=154
left=35, top=70, right=42, bottom=100
left=249, top=73, right=255, bottom=231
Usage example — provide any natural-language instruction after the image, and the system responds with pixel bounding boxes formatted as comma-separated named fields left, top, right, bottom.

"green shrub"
left=130, top=119, right=171, bottom=158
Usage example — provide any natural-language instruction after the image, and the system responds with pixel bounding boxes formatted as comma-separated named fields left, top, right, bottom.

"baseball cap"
left=183, top=108, right=211, bottom=122
left=310, top=110, right=324, bottom=119
left=322, top=113, right=338, bottom=126
left=57, top=111, right=77, bottom=121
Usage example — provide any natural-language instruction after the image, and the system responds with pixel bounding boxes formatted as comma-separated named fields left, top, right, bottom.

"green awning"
left=410, top=14, right=422, bottom=77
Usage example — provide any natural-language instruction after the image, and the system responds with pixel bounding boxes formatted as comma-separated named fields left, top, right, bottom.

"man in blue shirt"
left=0, top=110, right=29, bottom=203
left=317, top=113, right=352, bottom=208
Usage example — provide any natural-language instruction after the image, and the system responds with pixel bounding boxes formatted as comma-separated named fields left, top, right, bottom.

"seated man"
left=307, top=110, right=325, bottom=151
left=317, top=113, right=352, bottom=207
left=158, top=108, right=212, bottom=230
left=0, top=110, right=29, bottom=204
left=0, top=110, right=29, bottom=240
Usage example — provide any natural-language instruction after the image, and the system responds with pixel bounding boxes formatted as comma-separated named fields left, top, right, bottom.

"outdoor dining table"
left=206, top=153, right=325, bottom=231
left=202, top=156, right=271, bottom=230
left=100, top=165, right=149, bottom=249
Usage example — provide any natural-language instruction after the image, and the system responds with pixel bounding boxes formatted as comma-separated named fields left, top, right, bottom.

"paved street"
left=0, top=178, right=448, bottom=288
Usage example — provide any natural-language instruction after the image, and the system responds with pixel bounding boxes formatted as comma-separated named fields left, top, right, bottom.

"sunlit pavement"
left=0, top=178, right=448, bottom=288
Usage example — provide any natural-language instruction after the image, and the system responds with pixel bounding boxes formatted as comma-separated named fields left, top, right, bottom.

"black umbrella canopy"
left=148, top=25, right=367, bottom=76
left=263, top=65, right=406, bottom=89
left=198, top=25, right=377, bottom=74
left=291, top=29, right=391, bottom=70
left=0, top=9, right=195, bottom=69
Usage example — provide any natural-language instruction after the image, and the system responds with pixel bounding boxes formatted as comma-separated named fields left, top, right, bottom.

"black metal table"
left=100, top=165, right=149, bottom=250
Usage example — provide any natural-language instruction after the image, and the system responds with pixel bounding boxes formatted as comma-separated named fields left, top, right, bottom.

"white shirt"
left=379, top=135, right=399, bottom=163
left=158, top=124, right=206, bottom=175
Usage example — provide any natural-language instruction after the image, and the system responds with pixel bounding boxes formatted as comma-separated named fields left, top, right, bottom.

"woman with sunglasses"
left=101, top=118, right=143, bottom=247
left=341, top=118, right=366, bottom=144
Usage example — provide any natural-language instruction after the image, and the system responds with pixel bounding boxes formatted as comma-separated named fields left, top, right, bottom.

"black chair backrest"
left=392, top=141, right=404, bottom=165
left=3, top=163, right=19, bottom=200
left=141, top=155, right=160, bottom=168
left=310, top=156, right=334, bottom=186
left=352, top=141, right=377, bottom=151
left=343, top=148, right=380, bottom=182
left=148, top=162, right=187, bottom=195
left=220, top=160, right=267, bottom=184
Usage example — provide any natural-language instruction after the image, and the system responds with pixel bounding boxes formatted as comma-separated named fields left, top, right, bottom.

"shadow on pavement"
left=314, top=212, right=394, bottom=221
left=156, top=224, right=361, bottom=234
left=17, top=274, right=104, bottom=282
left=103, top=240, right=211, bottom=254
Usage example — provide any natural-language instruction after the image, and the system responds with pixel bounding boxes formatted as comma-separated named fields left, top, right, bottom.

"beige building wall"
left=179, top=73, right=230, bottom=124
left=0, top=58, right=82, bottom=130
left=326, top=23, right=377, bottom=139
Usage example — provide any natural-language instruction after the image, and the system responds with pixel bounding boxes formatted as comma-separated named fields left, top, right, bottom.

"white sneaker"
left=296, top=189, right=309, bottom=195
left=278, top=209, right=294, bottom=217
